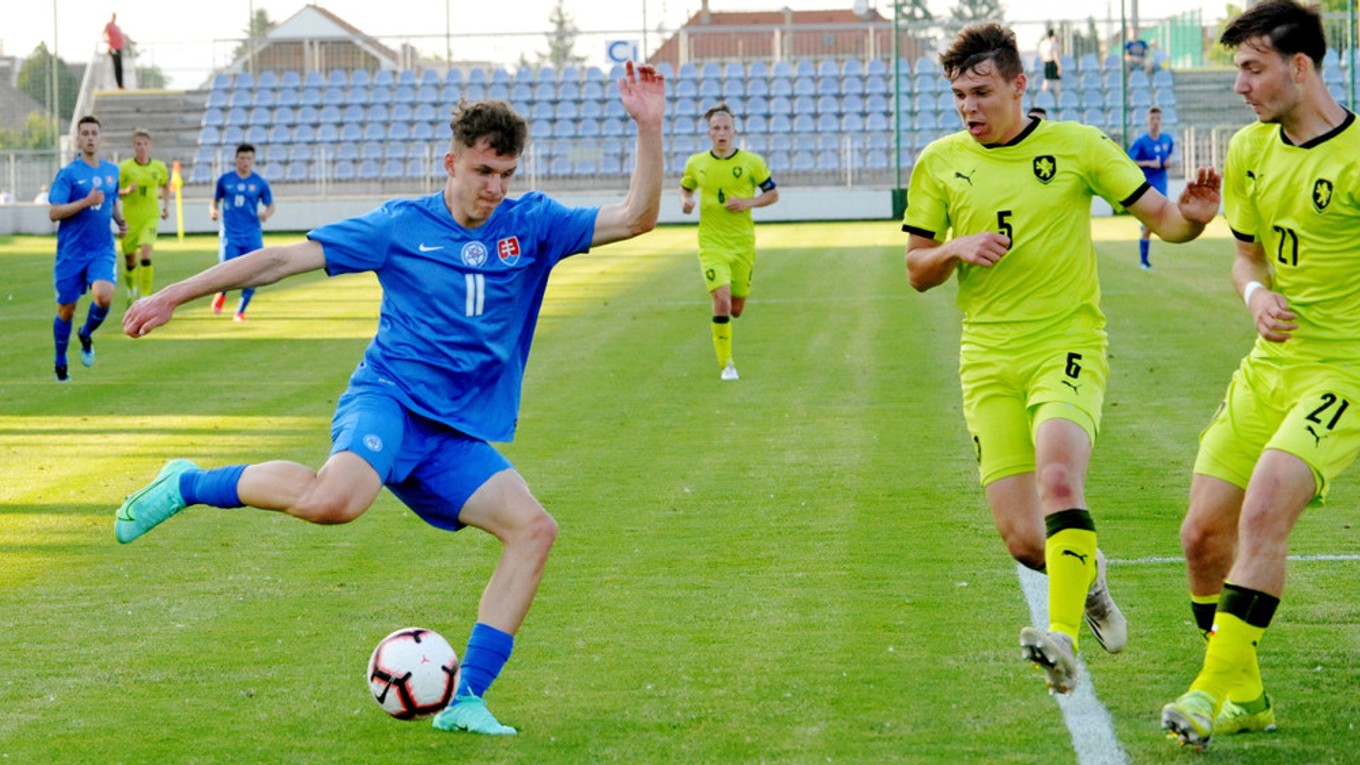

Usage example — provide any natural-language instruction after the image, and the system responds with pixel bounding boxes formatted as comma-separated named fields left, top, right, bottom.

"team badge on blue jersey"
left=1033, top=156, right=1056, bottom=184
left=461, top=241, right=488, bottom=267
left=1313, top=178, right=1333, bottom=213
left=497, top=236, right=521, bottom=266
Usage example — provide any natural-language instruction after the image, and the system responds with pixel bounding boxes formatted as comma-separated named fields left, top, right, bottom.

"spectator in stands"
left=103, top=13, right=126, bottom=90
left=1039, top=28, right=1062, bottom=100
left=1027, top=106, right=1047, bottom=121
left=1128, top=106, right=1176, bottom=269
left=0, top=190, right=13, bottom=205
left=1125, top=36, right=1152, bottom=74
left=209, top=144, right=274, bottom=322
left=679, top=103, right=780, bottom=382
left=117, top=61, right=666, bottom=738
left=34, top=185, right=50, bottom=205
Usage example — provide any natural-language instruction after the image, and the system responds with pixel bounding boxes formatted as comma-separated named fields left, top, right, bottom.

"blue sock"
left=53, top=317, right=72, bottom=366
left=179, top=464, right=247, bottom=508
left=237, top=288, right=255, bottom=315
left=456, top=622, right=514, bottom=699
left=80, top=303, right=110, bottom=338
left=1139, top=239, right=1150, bottom=264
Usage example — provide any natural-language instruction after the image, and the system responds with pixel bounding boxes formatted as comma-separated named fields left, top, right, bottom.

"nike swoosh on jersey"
left=418, top=243, right=444, bottom=252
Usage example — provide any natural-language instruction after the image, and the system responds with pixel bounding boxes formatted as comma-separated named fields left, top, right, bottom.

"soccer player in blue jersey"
left=210, top=144, right=275, bottom=321
left=1128, top=106, right=1176, bottom=269
left=48, top=115, right=127, bottom=382
left=116, top=61, right=666, bottom=736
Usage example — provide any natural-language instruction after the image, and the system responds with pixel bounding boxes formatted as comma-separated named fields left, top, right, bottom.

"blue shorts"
left=219, top=239, right=259, bottom=263
left=330, top=384, right=512, bottom=531
left=54, top=251, right=117, bottom=304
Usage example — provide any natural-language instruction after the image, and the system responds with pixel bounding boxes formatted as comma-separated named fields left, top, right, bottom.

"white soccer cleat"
left=720, top=361, right=739, bottom=381
left=1084, top=549, right=1127, bottom=653
left=1020, top=627, right=1078, bottom=695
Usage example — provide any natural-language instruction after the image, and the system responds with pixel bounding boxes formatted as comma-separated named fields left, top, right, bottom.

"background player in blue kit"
left=48, top=115, right=127, bottom=382
left=115, top=61, right=665, bottom=736
left=1128, top=106, right=1176, bottom=269
left=210, top=144, right=275, bottom=321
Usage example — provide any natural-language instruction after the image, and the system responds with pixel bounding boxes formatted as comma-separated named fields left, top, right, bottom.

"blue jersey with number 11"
left=309, top=191, right=598, bottom=443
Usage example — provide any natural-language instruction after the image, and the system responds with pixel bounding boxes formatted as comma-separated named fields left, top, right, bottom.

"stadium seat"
left=842, top=113, right=865, bottom=132
left=394, top=86, right=416, bottom=105
left=190, top=163, right=214, bottom=184
left=260, top=163, right=283, bottom=182
left=792, top=114, right=815, bottom=133
left=244, top=125, right=267, bottom=144
left=816, top=95, right=839, bottom=115
left=769, top=114, right=792, bottom=134
left=197, top=126, right=221, bottom=145
left=207, top=90, right=229, bottom=109
left=222, top=126, right=244, bottom=145
left=793, top=77, right=816, bottom=97
left=864, top=75, right=888, bottom=97
left=211, top=72, right=232, bottom=90
left=286, top=162, right=310, bottom=182
left=333, top=160, right=357, bottom=181
left=1078, top=53, right=1100, bottom=72
left=276, top=89, right=299, bottom=108
left=815, top=152, right=838, bottom=172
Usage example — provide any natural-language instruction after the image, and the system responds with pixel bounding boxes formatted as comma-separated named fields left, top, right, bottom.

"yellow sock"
left=1190, top=583, right=1276, bottom=708
left=138, top=261, right=154, bottom=296
left=1044, top=509, right=1097, bottom=647
left=123, top=264, right=136, bottom=291
left=711, top=317, right=732, bottom=367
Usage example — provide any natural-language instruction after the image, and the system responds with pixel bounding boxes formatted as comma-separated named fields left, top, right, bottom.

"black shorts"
left=1044, top=61, right=1060, bottom=80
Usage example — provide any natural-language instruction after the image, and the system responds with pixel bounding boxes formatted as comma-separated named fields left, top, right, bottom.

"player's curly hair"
left=450, top=100, right=528, bottom=157
left=1220, top=0, right=1326, bottom=69
left=940, top=22, right=1024, bottom=82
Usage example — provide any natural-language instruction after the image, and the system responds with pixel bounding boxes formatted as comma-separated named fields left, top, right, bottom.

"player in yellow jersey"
left=1162, top=1, right=1360, bottom=749
left=680, top=104, right=779, bottom=381
left=904, top=22, right=1221, bottom=696
left=118, top=129, right=170, bottom=305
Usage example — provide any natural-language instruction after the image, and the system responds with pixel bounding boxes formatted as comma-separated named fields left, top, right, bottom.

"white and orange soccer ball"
left=366, top=627, right=459, bottom=719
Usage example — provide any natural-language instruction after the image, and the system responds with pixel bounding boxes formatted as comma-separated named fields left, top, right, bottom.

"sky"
left=4, top=0, right=1230, bottom=88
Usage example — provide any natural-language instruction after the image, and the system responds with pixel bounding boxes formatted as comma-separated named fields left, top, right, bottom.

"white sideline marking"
left=1109, top=553, right=1360, bottom=566
left=1016, top=565, right=1130, bottom=765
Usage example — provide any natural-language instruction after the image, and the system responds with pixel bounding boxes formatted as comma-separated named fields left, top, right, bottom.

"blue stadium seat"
left=769, top=77, right=793, bottom=98
left=792, top=95, right=816, bottom=115
left=389, top=122, right=411, bottom=141
left=792, top=114, right=815, bottom=133
left=1128, top=69, right=1150, bottom=89
left=226, top=107, right=249, bottom=126
left=211, top=72, right=232, bottom=90
left=229, top=88, right=253, bottom=108
left=791, top=150, right=815, bottom=172
left=816, top=77, right=839, bottom=96
left=299, top=88, right=322, bottom=107
left=235, top=72, right=255, bottom=89
left=843, top=113, right=865, bottom=132
left=326, top=69, right=347, bottom=87
left=268, top=125, right=292, bottom=144
left=260, top=163, right=283, bottom=182
left=864, top=75, right=888, bottom=97
left=815, top=152, right=838, bottom=172
left=203, top=107, right=226, bottom=128
left=286, top=162, right=309, bottom=182
left=276, top=89, right=299, bottom=108
left=197, top=126, right=221, bottom=146
left=1153, top=69, right=1175, bottom=89
left=793, top=77, right=816, bottom=97
left=769, top=114, right=792, bottom=134
left=601, top=117, right=626, bottom=137
left=394, top=86, right=416, bottom=105
left=816, top=95, right=839, bottom=115
left=358, top=141, right=384, bottom=161
left=699, top=80, right=721, bottom=100
left=843, top=60, right=864, bottom=78
left=222, top=126, right=244, bottom=145
left=287, top=144, right=312, bottom=162
left=556, top=101, right=578, bottom=120
left=279, top=70, right=301, bottom=90
left=191, top=163, right=214, bottom=184
left=339, top=123, right=362, bottom=143
left=207, top=90, right=229, bottom=109
left=841, top=74, right=866, bottom=97
left=866, top=112, right=889, bottom=132
left=816, top=114, right=839, bottom=132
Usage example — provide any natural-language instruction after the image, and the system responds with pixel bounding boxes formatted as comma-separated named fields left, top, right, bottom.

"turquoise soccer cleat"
left=77, top=332, right=95, bottom=367
left=1162, top=689, right=1217, bottom=751
left=115, top=459, right=199, bottom=544
left=431, top=694, right=517, bottom=735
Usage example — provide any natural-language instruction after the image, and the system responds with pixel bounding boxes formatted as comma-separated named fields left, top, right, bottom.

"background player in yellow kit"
left=118, top=129, right=170, bottom=305
left=680, top=104, right=779, bottom=381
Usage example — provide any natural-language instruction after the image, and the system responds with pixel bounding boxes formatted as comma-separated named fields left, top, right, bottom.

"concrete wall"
left=0, top=179, right=1185, bottom=237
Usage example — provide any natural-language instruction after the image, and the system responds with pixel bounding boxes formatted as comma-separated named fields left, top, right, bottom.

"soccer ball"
left=367, top=627, right=459, bottom=719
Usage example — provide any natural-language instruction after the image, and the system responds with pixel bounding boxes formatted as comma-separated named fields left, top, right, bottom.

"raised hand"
left=1178, top=166, right=1222, bottom=225
left=617, top=60, right=665, bottom=131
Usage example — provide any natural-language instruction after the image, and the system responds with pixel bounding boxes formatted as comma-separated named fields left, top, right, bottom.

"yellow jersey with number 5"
left=904, top=119, right=1148, bottom=348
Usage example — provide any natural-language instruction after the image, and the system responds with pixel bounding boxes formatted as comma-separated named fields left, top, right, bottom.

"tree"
left=232, top=8, right=276, bottom=63
left=895, top=0, right=934, bottom=22
left=0, top=111, right=59, bottom=150
left=949, top=0, right=1005, bottom=27
left=16, top=43, right=78, bottom=124
left=539, top=0, right=585, bottom=71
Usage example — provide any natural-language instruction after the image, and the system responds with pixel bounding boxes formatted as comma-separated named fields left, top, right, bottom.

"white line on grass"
left=1109, top=553, right=1360, bottom=566
left=1016, top=564, right=1130, bottom=765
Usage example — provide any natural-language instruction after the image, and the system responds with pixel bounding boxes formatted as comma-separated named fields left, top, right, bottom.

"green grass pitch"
left=1, top=219, right=1357, bottom=763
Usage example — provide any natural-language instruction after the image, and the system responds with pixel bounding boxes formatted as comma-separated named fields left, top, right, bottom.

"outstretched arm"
left=124, top=239, right=326, bottom=337
left=592, top=61, right=666, bottom=246
left=1127, top=165, right=1221, bottom=243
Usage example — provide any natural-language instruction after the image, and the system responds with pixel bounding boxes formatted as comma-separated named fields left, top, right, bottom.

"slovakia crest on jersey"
left=497, top=236, right=521, bottom=266
left=461, top=240, right=489, bottom=267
